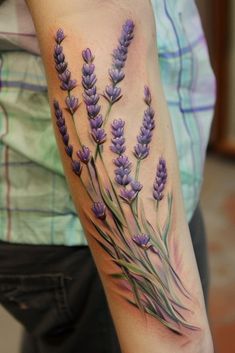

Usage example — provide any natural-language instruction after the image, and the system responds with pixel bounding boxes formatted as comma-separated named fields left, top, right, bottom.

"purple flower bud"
left=92, top=202, right=106, bottom=220
left=85, top=87, right=97, bottom=97
left=53, top=99, right=60, bottom=111
left=82, top=63, right=95, bottom=76
left=60, top=79, right=77, bottom=91
left=65, top=144, right=73, bottom=157
left=55, top=62, right=68, bottom=74
left=59, top=69, right=71, bottom=83
left=153, top=158, right=167, bottom=201
left=89, top=115, right=103, bottom=129
left=144, top=86, right=152, bottom=106
left=72, top=160, right=82, bottom=176
left=112, top=48, right=127, bottom=62
left=91, top=128, right=107, bottom=145
left=131, top=180, right=143, bottom=192
left=62, top=133, right=69, bottom=146
left=87, top=104, right=101, bottom=119
left=54, top=52, right=65, bottom=65
left=132, top=234, right=151, bottom=249
left=120, top=188, right=137, bottom=203
left=59, top=125, right=67, bottom=136
left=113, top=155, right=132, bottom=169
left=133, top=144, right=150, bottom=160
left=110, top=139, right=126, bottom=155
left=109, top=69, right=125, bottom=84
left=104, top=85, right=122, bottom=104
left=115, top=173, right=132, bottom=186
left=54, top=44, right=63, bottom=56
left=56, top=117, right=65, bottom=128
left=55, top=29, right=65, bottom=44
left=65, top=95, right=79, bottom=114
left=82, top=74, right=97, bottom=90
left=77, top=146, right=91, bottom=164
left=83, top=93, right=99, bottom=106
left=137, top=127, right=152, bottom=145
left=82, top=48, right=95, bottom=64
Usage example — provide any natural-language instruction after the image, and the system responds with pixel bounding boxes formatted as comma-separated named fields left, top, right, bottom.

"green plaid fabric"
left=0, top=0, right=216, bottom=245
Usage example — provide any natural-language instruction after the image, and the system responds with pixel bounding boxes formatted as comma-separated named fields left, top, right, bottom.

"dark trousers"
left=0, top=206, right=209, bottom=353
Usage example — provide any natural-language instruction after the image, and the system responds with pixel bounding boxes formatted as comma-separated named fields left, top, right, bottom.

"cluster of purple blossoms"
left=92, top=202, right=106, bottom=220
left=110, top=120, right=143, bottom=203
left=54, top=29, right=78, bottom=114
left=53, top=100, right=82, bottom=176
left=82, top=48, right=106, bottom=145
left=153, top=158, right=167, bottom=201
left=104, top=20, right=134, bottom=104
left=133, top=86, right=155, bottom=160
left=110, top=119, right=126, bottom=155
left=77, top=145, right=91, bottom=164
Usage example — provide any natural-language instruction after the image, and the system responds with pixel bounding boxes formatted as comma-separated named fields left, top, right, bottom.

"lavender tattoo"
left=52, top=24, right=197, bottom=335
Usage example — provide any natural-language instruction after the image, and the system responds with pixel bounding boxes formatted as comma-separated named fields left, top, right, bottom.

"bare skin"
left=26, top=1, right=214, bottom=352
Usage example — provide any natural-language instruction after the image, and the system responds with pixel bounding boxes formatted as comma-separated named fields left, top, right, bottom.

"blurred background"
left=0, top=0, right=234, bottom=352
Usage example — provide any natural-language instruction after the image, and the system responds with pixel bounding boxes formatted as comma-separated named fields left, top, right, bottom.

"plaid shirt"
left=0, top=0, right=216, bottom=245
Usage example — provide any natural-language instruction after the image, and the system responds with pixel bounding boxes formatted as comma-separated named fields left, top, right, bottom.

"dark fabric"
left=0, top=206, right=209, bottom=353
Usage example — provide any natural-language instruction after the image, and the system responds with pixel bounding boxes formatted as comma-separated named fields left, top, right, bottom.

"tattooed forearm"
left=52, top=21, right=199, bottom=336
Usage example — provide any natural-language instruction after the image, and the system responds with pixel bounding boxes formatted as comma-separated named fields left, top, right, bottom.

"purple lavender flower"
left=65, top=145, right=73, bottom=157
left=113, top=155, right=132, bottom=169
left=72, top=160, right=83, bottom=176
left=82, top=48, right=94, bottom=64
left=132, top=234, right=151, bottom=249
left=110, top=119, right=126, bottom=155
left=87, top=104, right=101, bottom=118
left=53, top=33, right=77, bottom=92
left=53, top=100, right=76, bottom=160
left=104, top=19, right=134, bottom=104
left=82, top=47, right=107, bottom=145
left=92, top=202, right=106, bottom=220
left=91, top=128, right=107, bottom=145
left=133, top=87, right=155, bottom=160
left=55, top=29, right=65, bottom=44
left=133, top=144, right=149, bottom=160
left=131, top=180, right=143, bottom=193
left=77, top=146, right=91, bottom=164
left=120, top=188, right=137, bottom=203
left=109, top=69, right=125, bottom=84
left=153, top=158, right=167, bottom=201
left=114, top=155, right=132, bottom=186
left=65, top=95, right=79, bottom=114
left=90, top=115, right=103, bottom=129
left=104, top=85, right=122, bottom=104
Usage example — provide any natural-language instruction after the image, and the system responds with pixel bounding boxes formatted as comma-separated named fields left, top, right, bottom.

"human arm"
left=26, top=1, right=213, bottom=352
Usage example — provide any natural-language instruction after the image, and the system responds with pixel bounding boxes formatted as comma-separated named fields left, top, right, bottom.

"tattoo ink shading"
left=52, top=22, right=198, bottom=335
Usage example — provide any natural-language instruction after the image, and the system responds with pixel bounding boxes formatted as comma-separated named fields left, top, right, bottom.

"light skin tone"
left=26, top=1, right=214, bottom=352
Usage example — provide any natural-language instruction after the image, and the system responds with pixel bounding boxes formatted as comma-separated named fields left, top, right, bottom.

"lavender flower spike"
left=153, top=158, right=167, bottom=201
left=114, top=155, right=132, bottom=186
left=53, top=31, right=77, bottom=91
left=104, top=19, right=134, bottom=105
left=53, top=100, right=73, bottom=158
left=133, top=87, right=155, bottom=160
left=92, top=202, right=106, bottom=220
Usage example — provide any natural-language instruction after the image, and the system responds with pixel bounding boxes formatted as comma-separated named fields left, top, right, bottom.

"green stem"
left=103, top=101, right=112, bottom=127
left=133, top=159, right=141, bottom=215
